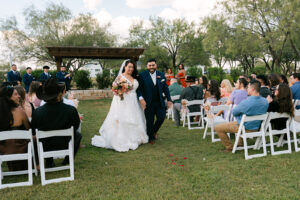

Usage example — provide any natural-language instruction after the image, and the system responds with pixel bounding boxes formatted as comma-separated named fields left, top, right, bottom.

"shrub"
left=207, top=67, right=225, bottom=83
left=0, top=71, right=7, bottom=84
left=96, top=69, right=111, bottom=89
left=73, top=70, right=92, bottom=90
left=230, top=68, right=243, bottom=82
left=249, top=66, right=266, bottom=75
left=186, top=66, right=202, bottom=78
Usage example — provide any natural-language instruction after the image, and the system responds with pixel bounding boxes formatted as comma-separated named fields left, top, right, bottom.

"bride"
left=91, top=60, right=148, bottom=152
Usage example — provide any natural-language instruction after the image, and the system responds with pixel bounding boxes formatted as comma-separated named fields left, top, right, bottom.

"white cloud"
left=158, top=0, right=218, bottom=23
left=126, top=0, right=174, bottom=9
left=158, top=8, right=179, bottom=21
left=94, top=9, right=149, bottom=41
left=83, top=0, right=102, bottom=11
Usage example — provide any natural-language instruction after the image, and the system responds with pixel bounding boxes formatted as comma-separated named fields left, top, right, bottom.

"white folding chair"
left=36, top=127, right=74, bottom=186
left=167, top=95, right=180, bottom=121
left=232, top=113, right=269, bottom=160
left=0, top=130, right=37, bottom=189
left=291, top=110, right=300, bottom=152
left=182, top=100, right=205, bottom=130
left=203, top=104, right=232, bottom=142
left=264, top=112, right=292, bottom=155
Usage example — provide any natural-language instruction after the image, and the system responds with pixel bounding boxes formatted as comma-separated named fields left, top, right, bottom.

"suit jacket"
left=23, top=73, right=35, bottom=92
left=137, top=70, right=171, bottom=108
left=56, top=71, right=71, bottom=90
left=40, top=72, right=51, bottom=82
left=7, top=70, right=22, bottom=84
left=180, top=85, right=204, bottom=112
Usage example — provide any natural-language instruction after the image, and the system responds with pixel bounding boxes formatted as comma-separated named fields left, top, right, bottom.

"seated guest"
left=23, top=67, right=35, bottom=93
left=268, top=74, right=280, bottom=97
left=14, top=86, right=33, bottom=119
left=205, top=80, right=221, bottom=104
left=290, top=73, right=300, bottom=109
left=267, top=83, right=294, bottom=130
left=220, top=79, right=233, bottom=98
left=0, top=86, right=30, bottom=171
left=56, top=67, right=72, bottom=91
left=256, top=75, right=271, bottom=98
left=199, top=76, right=208, bottom=91
left=227, top=78, right=248, bottom=106
left=169, top=78, right=183, bottom=126
left=27, top=81, right=42, bottom=108
left=215, top=80, right=269, bottom=152
left=174, top=76, right=203, bottom=124
left=31, top=78, right=82, bottom=166
left=279, top=74, right=289, bottom=85
left=40, top=65, right=52, bottom=83
left=7, top=64, right=21, bottom=86
left=40, top=82, right=75, bottom=107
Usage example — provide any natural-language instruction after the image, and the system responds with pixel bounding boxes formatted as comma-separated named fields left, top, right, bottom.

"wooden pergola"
left=46, top=46, right=145, bottom=71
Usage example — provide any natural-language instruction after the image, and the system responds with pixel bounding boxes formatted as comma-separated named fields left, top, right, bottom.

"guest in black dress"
left=267, top=83, right=294, bottom=130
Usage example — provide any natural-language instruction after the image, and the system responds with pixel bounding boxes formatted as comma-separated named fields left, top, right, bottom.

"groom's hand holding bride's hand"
left=140, top=99, right=147, bottom=110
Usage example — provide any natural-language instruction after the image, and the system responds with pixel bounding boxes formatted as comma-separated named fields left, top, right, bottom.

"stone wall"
left=70, top=89, right=113, bottom=100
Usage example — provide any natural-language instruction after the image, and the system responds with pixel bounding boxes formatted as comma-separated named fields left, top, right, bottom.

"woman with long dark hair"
left=205, top=79, right=221, bottom=103
left=267, top=83, right=294, bottom=130
left=0, top=86, right=30, bottom=171
left=14, top=86, right=33, bottom=119
left=199, top=76, right=208, bottom=90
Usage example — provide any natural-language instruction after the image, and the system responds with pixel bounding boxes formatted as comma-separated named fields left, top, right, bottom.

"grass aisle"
left=2, top=99, right=300, bottom=199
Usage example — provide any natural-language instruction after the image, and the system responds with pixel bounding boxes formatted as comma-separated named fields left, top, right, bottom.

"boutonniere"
left=157, top=76, right=161, bottom=79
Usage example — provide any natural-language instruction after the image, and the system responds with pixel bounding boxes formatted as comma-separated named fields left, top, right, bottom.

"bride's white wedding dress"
left=91, top=75, right=148, bottom=152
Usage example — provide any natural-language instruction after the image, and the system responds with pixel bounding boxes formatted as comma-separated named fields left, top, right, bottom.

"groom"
left=137, top=58, right=172, bottom=144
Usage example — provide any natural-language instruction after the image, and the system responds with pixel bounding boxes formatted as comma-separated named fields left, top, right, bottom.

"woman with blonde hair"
left=220, top=79, right=233, bottom=98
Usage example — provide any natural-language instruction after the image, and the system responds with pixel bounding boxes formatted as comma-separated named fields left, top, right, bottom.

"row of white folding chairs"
left=232, top=111, right=300, bottom=160
left=0, top=127, right=74, bottom=189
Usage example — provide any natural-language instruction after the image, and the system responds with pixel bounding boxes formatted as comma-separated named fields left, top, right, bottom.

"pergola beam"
left=46, top=46, right=144, bottom=71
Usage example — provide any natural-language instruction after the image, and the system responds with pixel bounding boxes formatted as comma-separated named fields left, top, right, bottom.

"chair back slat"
left=0, top=130, right=32, bottom=141
left=187, top=100, right=204, bottom=106
left=36, top=127, right=74, bottom=139
left=243, top=113, right=269, bottom=122
left=267, top=112, right=291, bottom=121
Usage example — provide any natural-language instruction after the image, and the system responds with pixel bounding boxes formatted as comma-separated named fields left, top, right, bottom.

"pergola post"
left=55, top=57, right=62, bottom=72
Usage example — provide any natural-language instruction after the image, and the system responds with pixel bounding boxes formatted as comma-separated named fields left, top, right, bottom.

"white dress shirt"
left=150, top=71, right=157, bottom=86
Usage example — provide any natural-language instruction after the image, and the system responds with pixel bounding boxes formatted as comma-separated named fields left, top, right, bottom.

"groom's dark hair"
left=147, top=58, right=156, bottom=63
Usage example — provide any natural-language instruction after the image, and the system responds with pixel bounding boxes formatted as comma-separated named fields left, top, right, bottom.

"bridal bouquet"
left=112, top=76, right=133, bottom=100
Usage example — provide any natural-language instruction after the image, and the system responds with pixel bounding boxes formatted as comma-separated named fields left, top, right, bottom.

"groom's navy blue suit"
left=137, top=70, right=171, bottom=141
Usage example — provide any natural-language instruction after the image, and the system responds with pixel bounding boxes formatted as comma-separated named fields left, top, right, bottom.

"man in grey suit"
left=173, top=76, right=204, bottom=126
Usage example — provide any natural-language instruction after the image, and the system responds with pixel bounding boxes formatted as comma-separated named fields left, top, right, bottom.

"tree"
left=127, top=18, right=209, bottom=72
left=1, top=3, right=116, bottom=72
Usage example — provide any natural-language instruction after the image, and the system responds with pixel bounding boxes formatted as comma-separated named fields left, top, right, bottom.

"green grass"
left=2, top=99, right=300, bottom=199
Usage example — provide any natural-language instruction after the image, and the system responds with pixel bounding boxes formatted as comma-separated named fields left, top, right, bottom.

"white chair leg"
left=262, top=135, right=267, bottom=157
left=203, top=123, right=208, bottom=139
left=232, top=131, right=241, bottom=153
left=69, top=142, right=74, bottom=180
left=28, top=144, right=33, bottom=186
left=32, top=144, right=38, bottom=176
left=276, top=134, right=284, bottom=148
left=286, top=130, right=292, bottom=154
left=243, top=136, right=250, bottom=160
left=187, top=115, right=191, bottom=130
left=39, top=143, right=46, bottom=186
left=269, top=132, right=275, bottom=155
left=182, top=114, right=186, bottom=127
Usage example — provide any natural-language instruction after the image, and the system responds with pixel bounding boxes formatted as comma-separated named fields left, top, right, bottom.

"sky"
left=0, top=0, right=220, bottom=66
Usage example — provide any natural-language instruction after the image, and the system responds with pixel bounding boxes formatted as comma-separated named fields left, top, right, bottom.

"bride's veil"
left=118, top=59, right=130, bottom=76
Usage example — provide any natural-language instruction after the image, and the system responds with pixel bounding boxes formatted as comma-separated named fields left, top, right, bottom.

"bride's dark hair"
left=122, top=59, right=138, bottom=79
